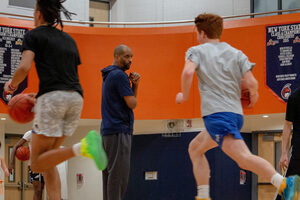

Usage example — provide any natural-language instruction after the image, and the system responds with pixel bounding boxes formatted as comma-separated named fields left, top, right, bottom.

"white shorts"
left=32, top=90, right=83, bottom=137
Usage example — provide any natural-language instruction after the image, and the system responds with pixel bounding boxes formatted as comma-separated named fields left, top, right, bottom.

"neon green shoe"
left=81, top=130, right=107, bottom=170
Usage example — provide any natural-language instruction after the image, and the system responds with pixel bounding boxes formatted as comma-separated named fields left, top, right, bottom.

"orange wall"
left=0, top=13, right=299, bottom=120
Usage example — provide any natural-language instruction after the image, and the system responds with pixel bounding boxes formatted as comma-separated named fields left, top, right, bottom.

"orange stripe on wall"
left=0, top=13, right=299, bottom=119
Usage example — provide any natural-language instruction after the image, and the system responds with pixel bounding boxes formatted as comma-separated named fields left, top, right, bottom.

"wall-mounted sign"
left=266, top=23, right=300, bottom=102
left=0, top=25, right=29, bottom=104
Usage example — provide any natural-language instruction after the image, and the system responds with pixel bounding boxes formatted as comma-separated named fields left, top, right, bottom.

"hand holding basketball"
left=8, top=93, right=36, bottom=123
left=15, top=146, right=30, bottom=161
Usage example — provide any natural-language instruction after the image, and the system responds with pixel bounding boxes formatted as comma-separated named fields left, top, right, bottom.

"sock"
left=197, top=185, right=210, bottom=199
left=271, top=173, right=284, bottom=189
left=72, top=143, right=81, bottom=157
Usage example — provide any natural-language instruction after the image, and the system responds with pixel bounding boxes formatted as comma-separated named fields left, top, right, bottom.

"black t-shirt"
left=286, top=88, right=300, bottom=157
left=22, top=26, right=83, bottom=98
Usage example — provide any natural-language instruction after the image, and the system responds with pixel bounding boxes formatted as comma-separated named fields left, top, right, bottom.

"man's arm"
left=279, top=120, right=293, bottom=173
left=124, top=72, right=141, bottom=109
left=176, top=59, right=197, bottom=104
left=242, top=70, right=259, bottom=107
left=8, top=138, right=27, bottom=174
left=4, top=50, right=34, bottom=92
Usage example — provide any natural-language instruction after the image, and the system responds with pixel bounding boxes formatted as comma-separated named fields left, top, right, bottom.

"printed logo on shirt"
left=281, top=83, right=292, bottom=100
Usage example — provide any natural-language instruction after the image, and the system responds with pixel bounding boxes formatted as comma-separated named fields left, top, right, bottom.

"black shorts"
left=29, top=168, right=44, bottom=183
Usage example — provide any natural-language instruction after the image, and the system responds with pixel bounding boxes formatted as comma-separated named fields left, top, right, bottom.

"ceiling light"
left=1, top=118, right=6, bottom=120
left=262, top=115, right=269, bottom=118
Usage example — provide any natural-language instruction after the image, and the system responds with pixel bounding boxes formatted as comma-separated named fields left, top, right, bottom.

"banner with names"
left=0, top=25, right=29, bottom=104
left=266, top=23, right=300, bottom=102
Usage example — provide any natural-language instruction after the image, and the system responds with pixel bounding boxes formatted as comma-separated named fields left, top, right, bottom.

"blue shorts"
left=203, top=112, right=244, bottom=147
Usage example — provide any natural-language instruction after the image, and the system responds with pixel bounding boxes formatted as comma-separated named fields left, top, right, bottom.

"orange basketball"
left=241, top=89, right=250, bottom=108
left=16, top=146, right=30, bottom=161
left=8, top=94, right=34, bottom=123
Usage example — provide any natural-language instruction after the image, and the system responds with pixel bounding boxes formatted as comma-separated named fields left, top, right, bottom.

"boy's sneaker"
left=81, top=130, right=107, bottom=170
left=279, top=175, right=300, bottom=200
left=195, top=197, right=210, bottom=200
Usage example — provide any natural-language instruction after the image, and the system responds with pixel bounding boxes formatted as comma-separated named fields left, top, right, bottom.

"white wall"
left=110, top=0, right=251, bottom=23
left=0, top=0, right=89, bottom=22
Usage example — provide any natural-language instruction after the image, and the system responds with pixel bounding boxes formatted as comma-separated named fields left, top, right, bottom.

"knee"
left=30, top=163, right=43, bottom=173
left=188, top=139, right=204, bottom=159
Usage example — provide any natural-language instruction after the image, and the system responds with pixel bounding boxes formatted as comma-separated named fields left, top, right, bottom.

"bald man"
left=100, top=45, right=140, bottom=200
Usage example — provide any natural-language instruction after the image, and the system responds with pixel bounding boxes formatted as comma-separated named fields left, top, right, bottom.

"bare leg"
left=43, top=167, right=61, bottom=200
left=222, top=134, right=277, bottom=181
left=32, top=180, right=44, bottom=200
left=189, top=130, right=218, bottom=185
left=31, top=134, right=73, bottom=200
left=30, top=134, right=74, bottom=172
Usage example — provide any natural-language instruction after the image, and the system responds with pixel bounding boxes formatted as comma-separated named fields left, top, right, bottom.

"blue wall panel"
left=124, top=132, right=252, bottom=200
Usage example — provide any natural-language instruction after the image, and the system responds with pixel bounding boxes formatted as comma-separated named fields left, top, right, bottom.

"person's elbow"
left=18, top=63, right=31, bottom=74
left=247, top=78, right=258, bottom=91
left=124, top=96, right=137, bottom=109
left=127, top=99, right=137, bottom=109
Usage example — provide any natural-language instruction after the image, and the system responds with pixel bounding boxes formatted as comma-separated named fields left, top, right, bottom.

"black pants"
left=102, top=133, right=132, bottom=200
left=275, top=156, right=300, bottom=200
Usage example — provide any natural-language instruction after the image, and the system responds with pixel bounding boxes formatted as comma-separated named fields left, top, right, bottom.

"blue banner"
left=266, top=23, right=300, bottom=102
left=0, top=25, right=28, bottom=104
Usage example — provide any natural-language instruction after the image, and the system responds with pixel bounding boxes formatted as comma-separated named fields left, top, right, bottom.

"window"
left=251, top=0, right=300, bottom=17
left=283, top=0, right=300, bottom=13
left=9, top=0, right=35, bottom=9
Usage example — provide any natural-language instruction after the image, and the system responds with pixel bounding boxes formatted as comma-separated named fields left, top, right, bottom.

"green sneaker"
left=80, top=130, right=107, bottom=170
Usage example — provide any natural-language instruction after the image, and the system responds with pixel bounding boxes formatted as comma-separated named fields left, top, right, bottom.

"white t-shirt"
left=22, top=130, right=32, bottom=165
left=186, top=42, right=255, bottom=116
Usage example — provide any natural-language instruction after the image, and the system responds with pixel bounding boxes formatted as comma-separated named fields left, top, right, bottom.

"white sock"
left=197, top=185, right=210, bottom=199
left=271, top=173, right=284, bottom=189
left=72, top=143, right=81, bottom=157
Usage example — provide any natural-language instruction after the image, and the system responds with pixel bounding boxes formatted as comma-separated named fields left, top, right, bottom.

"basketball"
left=15, top=146, right=30, bottom=161
left=241, top=89, right=251, bottom=108
left=241, top=79, right=250, bottom=108
left=7, top=93, right=34, bottom=123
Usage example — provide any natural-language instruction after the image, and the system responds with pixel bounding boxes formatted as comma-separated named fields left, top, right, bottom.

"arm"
left=8, top=138, right=27, bottom=174
left=279, top=120, right=293, bottom=173
left=4, top=50, right=34, bottom=92
left=242, top=70, right=259, bottom=107
left=0, top=157, right=9, bottom=177
left=124, top=72, right=141, bottom=109
left=124, top=96, right=137, bottom=109
left=176, top=59, right=197, bottom=103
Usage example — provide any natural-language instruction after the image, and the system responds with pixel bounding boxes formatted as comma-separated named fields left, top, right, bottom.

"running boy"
left=176, top=13, right=300, bottom=200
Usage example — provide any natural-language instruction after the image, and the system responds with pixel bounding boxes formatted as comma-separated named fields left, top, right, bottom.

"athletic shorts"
left=32, top=90, right=83, bottom=137
left=203, top=112, right=244, bottom=146
left=29, top=168, right=44, bottom=183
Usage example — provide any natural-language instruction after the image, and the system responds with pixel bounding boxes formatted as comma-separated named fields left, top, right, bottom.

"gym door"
left=5, top=135, right=34, bottom=200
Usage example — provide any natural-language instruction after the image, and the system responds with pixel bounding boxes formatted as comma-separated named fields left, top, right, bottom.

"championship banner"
left=0, top=25, right=29, bottom=104
left=266, top=23, right=300, bottom=102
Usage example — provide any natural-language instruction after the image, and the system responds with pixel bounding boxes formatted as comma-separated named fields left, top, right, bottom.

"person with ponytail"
left=4, top=1, right=107, bottom=199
